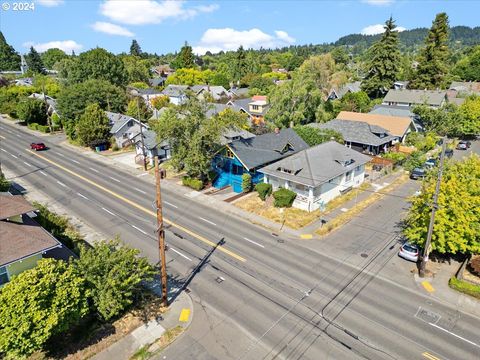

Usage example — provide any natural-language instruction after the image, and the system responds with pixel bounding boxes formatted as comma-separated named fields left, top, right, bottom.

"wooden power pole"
left=137, top=96, right=148, bottom=171
left=419, top=137, right=447, bottom=278
left=155, top=156, right=168, bottom=306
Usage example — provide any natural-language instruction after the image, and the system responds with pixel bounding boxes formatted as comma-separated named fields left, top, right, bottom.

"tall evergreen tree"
left=361, top=17, right=401, bottom=98
left=26, top=46, right=46, bottom=74
left=0, top=31, right=21, bottom=71
left=172, top=41, right=195, bottom=69
left=129, top=39, right=142, bottom=57
left=410, top=13, right=450, bottom=89
left=233, top=45, right=248, bottom=82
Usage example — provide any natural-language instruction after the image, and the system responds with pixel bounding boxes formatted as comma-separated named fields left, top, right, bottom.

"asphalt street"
left=1, top=120, right=479, bottom=360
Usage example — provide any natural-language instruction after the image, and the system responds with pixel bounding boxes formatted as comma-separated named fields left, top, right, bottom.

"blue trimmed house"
left=212, top=128, right=309, bottom=193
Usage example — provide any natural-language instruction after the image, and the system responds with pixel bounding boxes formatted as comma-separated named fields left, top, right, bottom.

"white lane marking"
left=23, top=161, right=32, bottom=167
left=71, top=159, right=80, bottom=164
left=243, top=237, right=265, bottom=248
left=109, top=176, right=121, bottom=183
left=164, top=201, right=178, bottom=209
left=134, top=188, right=147, bottom=194
left=131, top=225, right=148, bottom=235
left=89, top=167, right=99, bottom=173
left=10, top=154, right=18, bottom=159
left=136, top=173, right=148, bottom=177
left=57, top=153, right=65, bottom=158
left=40, top=171, right=48, bottom=177
left=170, top=247, right=192, bottom=261
left=15, top=134, right=21, bottom=138
left=56, top=181, right=67, bottom=188
left=198, top=217, right=216, bottom=226
left=1, top=148, right=7, bottom=152
left=429, top=322, right=480, bottom=348
left=77, top=193, right=89, bottom=200
left=102, top=207, right=116, bottom=216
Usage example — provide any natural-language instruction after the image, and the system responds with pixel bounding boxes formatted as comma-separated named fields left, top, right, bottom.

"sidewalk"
left=92, top=288, right=193, bottom=360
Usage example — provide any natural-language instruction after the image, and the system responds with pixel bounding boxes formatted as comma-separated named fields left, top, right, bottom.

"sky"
left=1, top=0, right=479, bottom=56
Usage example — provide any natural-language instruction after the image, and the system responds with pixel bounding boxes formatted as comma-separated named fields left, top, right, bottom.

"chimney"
left=274, top=127, right=280, bottom=134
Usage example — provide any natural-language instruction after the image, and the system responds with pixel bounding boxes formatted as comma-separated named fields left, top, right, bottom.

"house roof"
left=220, top=127, right=255, bottom=145
left=449, top=97, right=466, bottom=106
left=161, top=85, right=190, bottom=97
left=0, top=195, right=35, bottom=220
left=105, top=111, right=145, bottom=135
left=131, top=129, right=168, bottom=150
left=227, top=128, right=309, bottom=170
left=137, top=88, right=163, bottom=96
left=370, top=104, right=416, bottom=119
left=227, top=98, right=251, bottom=113
left=228, top=87, right=249, bottom=97
left=191, top=85, right=228, bottom=99
left=148, top=77, right=167, bottom=87
left=309, top=119, right=398, bottom=147
left=383, top=89, right=447, bottom=106
left=0, top=220, right=61, bottom=267
left=206, top=103, right=229, bottom=118
left=330, top=81, right=362, bottom=99
left=259, top=141, right=371, bottom=187
left=336, top=111, right=413, bottom=138
left=449, top=81, right=480, bottom=94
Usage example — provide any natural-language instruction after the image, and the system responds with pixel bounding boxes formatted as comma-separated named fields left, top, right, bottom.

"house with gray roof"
left=309, top=119, right=398, bottom=155
left=382, top=89, right=447, bottom=108
left=161, top=85, right=190, bottom=105
left=226, top=96, right=270, bottom=125
left=370, top=105, right=424, bottom=132
left=328, top=81, right=362, bottom=100
left=191, top=85, right=229, bottom=101
left=259, top=141, right=371, bottom=211
left=106, top=111, right=147, bottom=149
left=131, top=129, right=170, bottom=166
left=227, top=87, right=249, bottom=98
left=448, top=81, right=480, bottom=96
left=212, top=128, right=308, bottom=193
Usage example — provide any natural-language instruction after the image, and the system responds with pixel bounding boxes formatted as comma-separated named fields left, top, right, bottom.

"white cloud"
left=24, top=40, right=83, bottom=53
left=91, top=22, right=134, bottom=37
left=361, top=0, right=394, bottom=6
left=99, top=0, right=218, bottom=25
left=36, top=0, right=64, bottom=7
left=192, top=28, right=296, bottom=55
left=361, top=24, right=406, bottom=35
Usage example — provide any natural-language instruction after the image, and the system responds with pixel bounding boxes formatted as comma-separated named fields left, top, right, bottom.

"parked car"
left=445, top=149, right=454, bottom=158
left=424, top=158, right=436, bottom=168
left=458, top=140, right=471, bottom=148
left=399, top=242, right=420, bottom=262
left=456, top=142, right=468, bottom=150
left=410, top=167, right=426, bottom=180
left=30, top=143, right=46, bottom=151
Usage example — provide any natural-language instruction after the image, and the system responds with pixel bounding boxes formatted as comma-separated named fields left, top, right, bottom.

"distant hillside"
left=335, top=25, right=480, bottom=50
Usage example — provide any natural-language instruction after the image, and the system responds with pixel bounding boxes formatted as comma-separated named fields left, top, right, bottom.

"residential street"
left=1, top=120, right=479, bottom=360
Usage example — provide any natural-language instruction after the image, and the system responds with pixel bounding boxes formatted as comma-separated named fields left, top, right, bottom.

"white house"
left=259, top=141, right=371, bottom=212
left=106, top=111, right=147, bottom=149
left=161, top=85, right=189, bottom=105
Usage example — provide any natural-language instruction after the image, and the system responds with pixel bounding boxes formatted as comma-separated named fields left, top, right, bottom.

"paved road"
left=1, top=121, right=479, bottom=360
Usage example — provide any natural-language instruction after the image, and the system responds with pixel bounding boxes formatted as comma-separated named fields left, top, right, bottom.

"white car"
left=398, top=242, right=420, bottom=262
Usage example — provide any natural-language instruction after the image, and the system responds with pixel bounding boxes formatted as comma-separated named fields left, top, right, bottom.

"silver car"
left=398, top=242, right=420, bottom=262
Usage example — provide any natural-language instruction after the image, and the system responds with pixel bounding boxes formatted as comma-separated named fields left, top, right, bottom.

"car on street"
left=30, top=143, right=46, bottom=151
left=458, top=140, right=471, bottom=148
left=398, top=242, right=420, bottom=262
left=410, top=167, right=426, bottom=180
left=456, top=142, right=468, bottom=150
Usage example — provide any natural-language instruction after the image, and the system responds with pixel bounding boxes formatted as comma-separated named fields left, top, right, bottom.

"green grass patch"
left=130, top=345, right=152, bottom=360
left=449, top=277, right=480, bottom=300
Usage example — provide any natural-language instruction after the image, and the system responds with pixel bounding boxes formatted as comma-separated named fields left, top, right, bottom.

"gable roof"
left=449, top=81, right=480, bottom=94
left=336, top=111, right=413, bottom=138
left=191, top=85, right=228, bottom=99
left=105, top=111, right=146, bottom=135
left=227, top=128, right=309, bottom=170
left=259, top=141, right=371, bottom=187
left=137, top=88, right=163, bottom=96
left=220, top=127, right=255, bottom=145
left=0, top=194, right=35, bottom=220
left=330, top=81, right=362, bottom=99
left=309, top=119, right=397, bottom=147
left=148, top=77, right=167, bottom=87
left=161, top=85, right=190, bottom=97
left=370, top=104, right=416, bottom=119
left=383, top=89, right=447, bottom=106
left=131, top=129, right=168, bottom=150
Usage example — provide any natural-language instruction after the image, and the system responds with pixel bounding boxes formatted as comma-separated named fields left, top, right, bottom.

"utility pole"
left=136, top=96, right=147, bottom=171
left=419, top=136, right=447, bottom=278
left=155, top=156, right=168, bottom=306
left=42, top=83, right=53, bottom=134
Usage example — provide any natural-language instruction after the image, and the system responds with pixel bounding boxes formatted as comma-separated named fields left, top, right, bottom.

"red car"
left=30, top=143, right=46, bottom=151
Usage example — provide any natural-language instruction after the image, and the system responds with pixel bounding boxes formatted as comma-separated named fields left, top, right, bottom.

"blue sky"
left=1, top=0, right=479, bottom=55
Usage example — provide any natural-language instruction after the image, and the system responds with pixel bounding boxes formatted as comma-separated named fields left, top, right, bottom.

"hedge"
left=255, top=183, right=272, bottom=201
left=449, top=277, right=480, bottom=300
left=241, top=173, right=252, bottom=193
left=27, top=122, right=51, bottom=133
left=273, top=188, right=297, bottom=208
left=182, top=176, right=204, bottom=191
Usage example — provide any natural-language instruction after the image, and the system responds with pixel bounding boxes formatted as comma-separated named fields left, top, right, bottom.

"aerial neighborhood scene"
left=1, top=0, right=480, bottom=359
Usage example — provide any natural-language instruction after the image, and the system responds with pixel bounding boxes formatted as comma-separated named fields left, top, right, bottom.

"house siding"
left=213, top=154, right=263, bottom=192
left=4, top=254, right=41, bottom=282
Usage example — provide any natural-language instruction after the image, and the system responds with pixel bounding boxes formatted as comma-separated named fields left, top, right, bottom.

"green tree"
left=75, top=103, right=111, bottom=146
left=233, top=46, right=248, bottom=82
left=130, top=39, right=142, bottom=57
left=16, top=98, right=48, bottom=125
left=53, top=57, right=76, bottom=79
left=57, top=79, right=126, bottom=121
left=152, top=98, right=246, bottom=178
left=241, top=173, right=252, bottom=193
left=122, top=55, right=150, bottom=83
left=0, top=259, right=89, bottom=357
left=0, top=31, right=21, bottom=71
left=361, top=17, right=401, bottom=98
left=410, top=13, right=450, bottom=89
left=452, top=46, right=480, bottom=81
left=26, top=46, right=46, bottom=74
left=172, top=41, right=195, bottom=69
left=331, top=91, right=373, bottom=115
left=41, top=48, right=68, bottom=69
left=293, top=126, right=343, bottom=146
left=151, top=95, right=171, bottom=110
left=165, top=68, right=212, bottom=86
left=209, top=72, right=230, bottom=88
left=125, top=98, right=152, bottom=121
left=33, top=74, right=61, bottom=97
left=68, top=47, right=127, bottom=86
left=404, top=155, right=480, bottom=255
left=0, top=167, right=10, bottom=192
left=74, top=239, right=154, bottom=321
left=248, top=76, right=275, bottom=96
left=330, top=46, right=350, bottom=66
left=456, top=96, right=480, bottom=135
left=297, top=54, right=336, bottom=96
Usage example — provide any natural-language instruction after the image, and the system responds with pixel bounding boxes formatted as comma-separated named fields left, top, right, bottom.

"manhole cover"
left=415, top=307, right=441, bottom=324
left=361, top=253, right=368, bottom=258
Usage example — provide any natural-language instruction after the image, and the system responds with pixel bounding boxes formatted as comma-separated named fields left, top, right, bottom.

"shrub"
left=241, top=173, right=252, bottom=193
left=273, top=188, right=297, bottom=208
left=27, top=122, right=39, bottom=130
left=255, top=183, right=272, bottom=201
left=382, top=152, right=407, bottom=163
left=0, top=170, right=10, bottom=192
left=449, top=277, right=480, bottom=300
left=182, top=176, right=204, bottom=191
left=36, top=124, right=51, bottom=133
left=403, top=151, right=425, bottom=172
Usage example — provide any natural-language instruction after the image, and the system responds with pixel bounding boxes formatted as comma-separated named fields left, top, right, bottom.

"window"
left=355, top=166, right=361, bottom=172
left=225, top=148, right=234, bottom=159
left=232, top=164, right=244, bottom=175
left=0, top=266, right=8, bottom=286
left=345, top=171, right=352, bottom=181
left=127, top=120, right=133, bottom=127
left=252, top=105, right=259, bottom=110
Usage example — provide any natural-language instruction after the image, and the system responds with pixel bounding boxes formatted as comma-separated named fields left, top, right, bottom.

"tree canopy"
left=293, top=126, right=343, bottom=146
left=16, top=98, right=48, bottom=125
left=0, top=31, right=21, bottom=71
left=126, top=98, right=152, bottom=121
left=26, top=46, right=46, bottom=74
left=75, top=103, right=111, bottom=146
left=452, top=46, right=480, bottom=81
left=41, top=48, right=68, bottom=69
left=172, top=41, right=195, bottom=69
left=130, top=39, right=142, bottom=57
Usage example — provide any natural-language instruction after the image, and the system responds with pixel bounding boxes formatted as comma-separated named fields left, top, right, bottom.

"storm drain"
left=415, top=307, right=441, bottom=324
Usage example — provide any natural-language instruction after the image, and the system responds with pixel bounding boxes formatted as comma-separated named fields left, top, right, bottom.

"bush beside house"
left=241, top=173, right=252, bottom=193
left=255, top=183, right=272, bottom=200
left=182, top=176, right=204, bottom=191
left=273, top=188, right=297, bottom=208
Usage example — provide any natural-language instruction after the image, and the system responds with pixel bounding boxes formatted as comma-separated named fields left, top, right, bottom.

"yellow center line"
left=422, top=352, right=441, bottom=360
left=28, top=150, right=246, bottom=262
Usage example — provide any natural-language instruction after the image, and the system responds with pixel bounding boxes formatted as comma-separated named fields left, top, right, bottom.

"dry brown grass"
left=323, top=182, right=371, bottom=215
left=234, top=193, right=321, bottom=229
left=316, top=174, right=409, bottom=236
